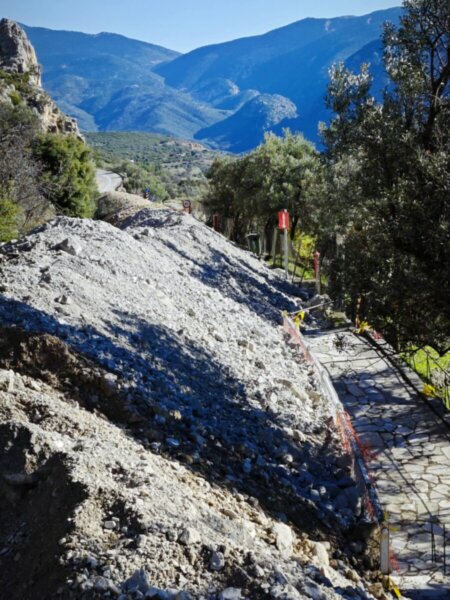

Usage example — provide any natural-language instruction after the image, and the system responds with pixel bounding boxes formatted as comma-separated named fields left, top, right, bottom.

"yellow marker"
left=423, top=384, right=436, bottom=398
left=356, top=320, right=371, bottom=334
left=388, top=577, right=402, bottom=598
left=293, top=311, right=306, bottom=329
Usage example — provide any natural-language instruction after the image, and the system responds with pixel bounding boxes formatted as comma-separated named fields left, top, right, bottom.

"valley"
left=23, top=7, right=401, bottom=151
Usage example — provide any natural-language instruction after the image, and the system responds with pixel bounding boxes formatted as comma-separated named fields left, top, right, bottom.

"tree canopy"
left=205, top=131, right=320, bottom=244
left=0, top=103, right=99, bottom=239
left=319, top=0, right=449, bottom=352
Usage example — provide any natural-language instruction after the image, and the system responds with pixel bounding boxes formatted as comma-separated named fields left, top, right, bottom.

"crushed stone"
left=0, top=210, right=386, bottom=599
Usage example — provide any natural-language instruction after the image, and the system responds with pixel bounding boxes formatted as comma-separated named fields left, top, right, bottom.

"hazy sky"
left=2, top=0, right=401, bottom=52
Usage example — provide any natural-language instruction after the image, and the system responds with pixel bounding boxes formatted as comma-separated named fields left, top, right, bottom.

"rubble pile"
left=0, top=211, right=386, bottom=599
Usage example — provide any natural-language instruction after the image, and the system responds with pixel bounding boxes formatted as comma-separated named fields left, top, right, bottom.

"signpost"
left=278, top=210, right=290, bottom=280
left=183, top=200, right=192, bottom=214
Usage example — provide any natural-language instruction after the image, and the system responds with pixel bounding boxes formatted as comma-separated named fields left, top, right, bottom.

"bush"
left=0, top=196, right=20, bottom=242
left=33, top=134, right=98, bottom=218
left=8, top=90, right=22, bottom=106
left=113, top=160, right=168, bottom=201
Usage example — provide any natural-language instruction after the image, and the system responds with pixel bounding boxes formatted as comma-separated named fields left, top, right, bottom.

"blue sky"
left=2, top=0, right=401, bottom=52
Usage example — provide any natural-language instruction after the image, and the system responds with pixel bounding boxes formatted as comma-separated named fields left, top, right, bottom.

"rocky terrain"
left=196, top=95, right=298, bottom=153
left=0, top=18, right=79, bottom=136
left=0, top=210, right=388, bottom=599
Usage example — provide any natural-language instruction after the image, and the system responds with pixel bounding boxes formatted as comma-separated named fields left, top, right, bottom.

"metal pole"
left=291, top=237, right=302, bottom=284
left=444, top=524, right=446, bottom=575
left=284, top=228, right=289, bottom=280
left=380, top=522, right=391, bottom=574
left=431, top=522, right=436, bottom=563
left=271, top=228, right=278, bottom=265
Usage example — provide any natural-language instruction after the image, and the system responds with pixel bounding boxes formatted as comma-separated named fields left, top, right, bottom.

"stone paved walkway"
left=306, top=329, right=450, bottom=599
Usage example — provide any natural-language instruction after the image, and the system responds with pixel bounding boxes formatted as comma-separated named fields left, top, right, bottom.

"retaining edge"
left=283, top=316, right=384, bottom=524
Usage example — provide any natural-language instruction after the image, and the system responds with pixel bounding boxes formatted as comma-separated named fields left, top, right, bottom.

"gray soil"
left=0, top=210, right=388, bottom=599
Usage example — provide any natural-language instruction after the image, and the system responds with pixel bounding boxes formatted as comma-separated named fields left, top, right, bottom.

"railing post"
left=444, top=524, right=447, bottom=575
left=380, top=521, right=390, bottom=574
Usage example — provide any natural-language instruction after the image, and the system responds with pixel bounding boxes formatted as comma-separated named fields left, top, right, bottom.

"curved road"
left=96, top=169, right=122, bottom=194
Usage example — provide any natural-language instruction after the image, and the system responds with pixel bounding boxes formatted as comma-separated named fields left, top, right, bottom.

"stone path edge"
left=283, top=316, right=385, bottom=524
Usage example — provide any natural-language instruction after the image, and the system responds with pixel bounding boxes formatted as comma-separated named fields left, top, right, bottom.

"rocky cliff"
left=0, top=18, right=79, bottom=135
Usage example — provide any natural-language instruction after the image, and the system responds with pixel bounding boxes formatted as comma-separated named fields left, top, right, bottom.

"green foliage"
left=319, top=0, right=450, bottom=352
left=404, top=346, right=450, bottom=407
left=0, top=103, right=50, bottom=236
left=85, top=132, right=220, bottom=204
left=33, top=134, right=98, bottom=218
left=0, top=69, right=32, bottom=95
left=204, top=130, right=320, bottom=244
left=8, top=90, right=22, bottom=106
left=0, top=195, right=21, bottom=242
left=112, top=160, right=168, bottom=202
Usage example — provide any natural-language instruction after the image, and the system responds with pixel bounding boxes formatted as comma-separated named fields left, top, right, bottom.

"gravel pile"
left=0, top=211, right=386, bottom=599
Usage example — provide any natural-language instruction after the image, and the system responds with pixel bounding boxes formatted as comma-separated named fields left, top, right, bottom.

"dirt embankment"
left=0, top=211, right=387, bottom=599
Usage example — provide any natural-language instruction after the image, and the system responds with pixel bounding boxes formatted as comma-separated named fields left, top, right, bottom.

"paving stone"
left=346, top=383, right=365, bottom=397
left=307, top=329, right=450, bottom=593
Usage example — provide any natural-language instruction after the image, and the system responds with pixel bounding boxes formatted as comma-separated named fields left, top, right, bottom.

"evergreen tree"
left=205, top=131, right=319, bottom=244
left=320, top=0, right=449, bottom=351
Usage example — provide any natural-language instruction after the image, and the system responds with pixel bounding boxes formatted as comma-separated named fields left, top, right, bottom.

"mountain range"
left=22, top=7, right=401, bottom=152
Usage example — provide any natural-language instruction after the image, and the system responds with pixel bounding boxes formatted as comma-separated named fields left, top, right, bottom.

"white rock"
left=0, top=369, right=14, bottom=392
left=219, top=588, right=242, bottom=600
left=178, top=527, right=200, bottom=545
left=312, top=541, right=329, bottom=567
left=272, top=522, right=293, bottom=558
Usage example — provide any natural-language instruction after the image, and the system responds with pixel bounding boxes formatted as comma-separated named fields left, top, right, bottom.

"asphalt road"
left=96, top=169, right=122, bottom=194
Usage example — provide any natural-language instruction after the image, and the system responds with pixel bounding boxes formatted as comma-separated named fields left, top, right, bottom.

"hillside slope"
left=196, top=94, right=298, bottom=152
left=156, top=9, right=400, bottom=93
left=157, top=8, right=402, bottom=143
left=23, top=24, right=226, bottom=136
left=0, top=211, right=385, bottom=599
left=21, top=9, right=401, bottom=148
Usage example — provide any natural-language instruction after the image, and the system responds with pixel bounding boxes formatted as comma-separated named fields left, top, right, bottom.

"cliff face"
left=0, top=18, right=42, bottom=85
left=0, top=18, right=79, bottom=136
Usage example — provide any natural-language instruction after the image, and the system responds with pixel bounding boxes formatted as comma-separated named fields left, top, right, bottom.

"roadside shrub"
left=0, top=195, right=20, bottom=242
left=33, top=134, right=98, bottom=218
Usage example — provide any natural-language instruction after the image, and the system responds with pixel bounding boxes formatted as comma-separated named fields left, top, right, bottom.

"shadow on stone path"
left=305, top=329, right=450, bottom=600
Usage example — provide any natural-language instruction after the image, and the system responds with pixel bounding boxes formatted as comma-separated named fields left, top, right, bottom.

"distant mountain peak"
left=19, top=7, right=402, bottom=150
